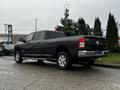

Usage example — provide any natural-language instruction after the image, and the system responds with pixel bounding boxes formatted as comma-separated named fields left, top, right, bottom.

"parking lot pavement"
left=0, top=56, right=120, bottom=90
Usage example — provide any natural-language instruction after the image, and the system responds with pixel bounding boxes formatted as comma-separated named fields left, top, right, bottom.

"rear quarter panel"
left=42, top=36, right=83, bottom=58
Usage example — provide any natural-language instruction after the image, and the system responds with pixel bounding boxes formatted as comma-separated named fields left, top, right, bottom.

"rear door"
left=22, top=31, right=44, bottom=57
left=31, top=31, right=44, bottom=55
left=41, top=31, right=65, bottom=55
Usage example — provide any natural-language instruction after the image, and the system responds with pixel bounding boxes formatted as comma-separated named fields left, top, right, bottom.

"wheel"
left=57, top=52, right=71, bottom=70
left=14, top=51, right=23, bottom=63
left=82, top=60, right=95, bottom=67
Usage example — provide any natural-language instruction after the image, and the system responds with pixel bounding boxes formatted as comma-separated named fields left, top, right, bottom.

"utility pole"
left=117, top=21, right=120, bottom=36
left=35, top=18, right=37, bottom=32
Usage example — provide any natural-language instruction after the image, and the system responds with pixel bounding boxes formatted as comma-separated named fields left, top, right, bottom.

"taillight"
left=78, top=38, right=86, bottom=48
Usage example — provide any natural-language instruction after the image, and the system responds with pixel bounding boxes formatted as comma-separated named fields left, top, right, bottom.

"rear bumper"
left=78, top=50, right=109, bottom=58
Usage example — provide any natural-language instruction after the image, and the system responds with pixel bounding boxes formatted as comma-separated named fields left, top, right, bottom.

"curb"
left=94, top=64, right=120, bottom=69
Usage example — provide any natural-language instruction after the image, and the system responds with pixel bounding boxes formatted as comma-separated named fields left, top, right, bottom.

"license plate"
left=96, top=51, right=102, bottom=54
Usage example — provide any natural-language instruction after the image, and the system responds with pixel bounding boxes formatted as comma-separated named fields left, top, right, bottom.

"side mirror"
left=22, top=39, right=27, bottom=43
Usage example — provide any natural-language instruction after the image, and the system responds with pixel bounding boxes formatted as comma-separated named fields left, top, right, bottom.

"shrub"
left=110, top=46, right=120, bottom=52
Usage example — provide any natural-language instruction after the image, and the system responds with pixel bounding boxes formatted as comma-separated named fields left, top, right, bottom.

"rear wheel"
left=14, top=51, right=23, bottom=63
left=57, top=52, right=71, bottom=70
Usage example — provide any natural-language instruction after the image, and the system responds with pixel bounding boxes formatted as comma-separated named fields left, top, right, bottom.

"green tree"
left=77, top=18, right=89, bottom=35
left=106, top=13, right=119, bottom=51
left=86, top=24, right=92, bottom=35
left=56, top=9, right=76, bottom=36
left=93, top=17, right=103, bottom=36
left=56, top=9, right=92, bottom=36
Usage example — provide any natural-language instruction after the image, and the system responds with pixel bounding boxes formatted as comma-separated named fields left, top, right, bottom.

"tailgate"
left=85, top=36, right=107, bottom=51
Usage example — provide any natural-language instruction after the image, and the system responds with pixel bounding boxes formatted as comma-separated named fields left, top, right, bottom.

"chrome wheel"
left=57, top=52, right=71, bottom=70
left=15, top=52, right=20, bottom=62
left=14, top=51, right=23, bottom=63
left=58, top=55, right=67, bottom=67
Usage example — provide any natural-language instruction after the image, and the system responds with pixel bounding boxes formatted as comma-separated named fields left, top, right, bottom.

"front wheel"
left=57, top=52, right=71, bottom=70
left=14, top=51, right=23, bottom=63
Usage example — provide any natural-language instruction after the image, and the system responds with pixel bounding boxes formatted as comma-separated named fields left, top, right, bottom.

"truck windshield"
left=45, top=31, right=65, bottom=39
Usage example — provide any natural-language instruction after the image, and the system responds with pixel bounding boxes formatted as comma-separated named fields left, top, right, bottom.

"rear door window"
left=32, top=32, right=42, bottom=41
left=45, top=31, right=65, bottom=39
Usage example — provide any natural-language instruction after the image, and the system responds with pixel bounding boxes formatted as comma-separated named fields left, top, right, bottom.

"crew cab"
left=14, top=30, right=108, bottom=70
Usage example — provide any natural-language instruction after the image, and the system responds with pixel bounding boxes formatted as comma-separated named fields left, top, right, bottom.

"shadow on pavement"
left=14, top=61, right=101, bottom=73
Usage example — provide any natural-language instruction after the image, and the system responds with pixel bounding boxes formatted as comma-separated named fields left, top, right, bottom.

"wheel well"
left=55, top=46, right=70, bottom=57
left=14, top=48, right=19, bottom=52
left=14, top=47, right=21, bottom=54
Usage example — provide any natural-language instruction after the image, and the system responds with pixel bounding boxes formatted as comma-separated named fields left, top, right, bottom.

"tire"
left=57, top=52, right=71, bottom=70
left=14, top=51, right=23, bottom=63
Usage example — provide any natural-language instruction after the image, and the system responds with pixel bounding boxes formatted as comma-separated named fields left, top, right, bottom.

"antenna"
left=35, top=18, right=37, bottom=32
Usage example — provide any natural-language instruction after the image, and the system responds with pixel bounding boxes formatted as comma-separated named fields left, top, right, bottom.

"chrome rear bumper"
left=78, top=50, right=109, bottom=58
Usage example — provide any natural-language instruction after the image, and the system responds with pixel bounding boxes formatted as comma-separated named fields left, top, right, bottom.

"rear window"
left=45, top=31, right=65, bottom=39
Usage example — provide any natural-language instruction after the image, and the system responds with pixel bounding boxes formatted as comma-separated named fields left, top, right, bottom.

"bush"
left=110, top=46, right=120, bottom=52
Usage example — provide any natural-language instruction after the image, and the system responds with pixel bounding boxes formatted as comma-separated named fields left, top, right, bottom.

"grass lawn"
left=96, top=53, right=120, bottom=64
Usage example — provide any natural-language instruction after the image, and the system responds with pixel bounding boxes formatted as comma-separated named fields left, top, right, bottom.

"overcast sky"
left=0, top=0, right=119, bottom=35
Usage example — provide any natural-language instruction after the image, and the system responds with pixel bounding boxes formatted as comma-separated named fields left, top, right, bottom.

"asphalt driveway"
left=0, top=56, right=120, bottom=90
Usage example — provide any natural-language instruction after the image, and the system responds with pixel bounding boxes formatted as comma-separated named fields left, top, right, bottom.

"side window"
left=32, top=32, right=42, bottom=41
left=45, top=31, right=65, bottom=39
left=45, top=32, right=52, bottom=39
left=26, top=33, right=33, bottom=41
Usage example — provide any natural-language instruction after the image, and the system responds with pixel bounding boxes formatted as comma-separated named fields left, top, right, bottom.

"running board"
left=22, top=57, right=56, bottom=61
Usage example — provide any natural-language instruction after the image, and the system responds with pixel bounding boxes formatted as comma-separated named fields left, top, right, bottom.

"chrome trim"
left=24, top=54, right=52, bottom=57
left=22, top=57, right=56, bottom=61
left=78, top=50, right=108, bottom=58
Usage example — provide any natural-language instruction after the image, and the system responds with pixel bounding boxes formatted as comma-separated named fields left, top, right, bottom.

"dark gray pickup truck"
left=14, top=30, right=108, bottom=69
